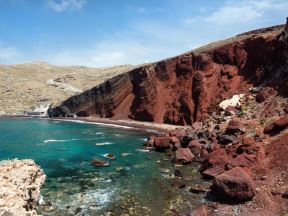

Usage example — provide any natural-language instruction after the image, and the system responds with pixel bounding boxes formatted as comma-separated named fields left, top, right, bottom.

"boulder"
left=91, top=159, right=109, bottom=167
left=153, top=136, right=172, bottom=151
left=264, top=115, right=288, bottom=135
left=219, top=94, right=245, bottom=110
left=187, top=140, right=202, bottom=156
left=226, top=119, right=243, bottom=134
left=202, top=166, right=226, bottom=179
left=175, top=148, right=195, bottom=164
left=255, top=88, right=277, bottom=103
left=212, top=167, right=256, bottom=202
left=168, top=128, right=185, bottom=138
left=218, top=134, right=236, bottom=145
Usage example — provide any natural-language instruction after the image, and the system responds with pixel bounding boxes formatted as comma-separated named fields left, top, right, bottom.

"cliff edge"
left=49, top=23, right=288, bottom=126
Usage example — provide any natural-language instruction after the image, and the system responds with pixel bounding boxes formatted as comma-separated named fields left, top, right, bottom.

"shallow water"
left=0, top=118, right=207, bottom=215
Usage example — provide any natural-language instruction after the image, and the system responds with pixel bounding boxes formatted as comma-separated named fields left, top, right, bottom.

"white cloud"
left=3, top=0, right=287, bottom=67
left=47, top=0, right=86, bottom=12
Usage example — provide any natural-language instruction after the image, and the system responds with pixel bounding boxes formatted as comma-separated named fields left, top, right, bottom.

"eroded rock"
left=0, top=159, right=46, bottom=215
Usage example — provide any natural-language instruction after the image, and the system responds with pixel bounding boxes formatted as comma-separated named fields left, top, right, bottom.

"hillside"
left=0, top=62, right=135, bottom=114
left=49, top=24, right=287, bottom=126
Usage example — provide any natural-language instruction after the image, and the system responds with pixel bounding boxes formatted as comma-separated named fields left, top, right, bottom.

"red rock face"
left=49, top=25, right=288, bottom=126
left=212, top=167, right=256, bottom=202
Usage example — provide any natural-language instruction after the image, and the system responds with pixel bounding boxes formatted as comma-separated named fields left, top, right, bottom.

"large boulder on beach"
left=153, top=136, right=173, bottom=151
left=175, top=148, right=195, bottom=163
left=211, top=167, right=256, bottom=202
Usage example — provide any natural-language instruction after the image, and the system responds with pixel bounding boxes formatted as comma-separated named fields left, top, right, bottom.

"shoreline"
left=52, top=116, right=186, bottom=134
left=0, top=115, right=185, bottom=134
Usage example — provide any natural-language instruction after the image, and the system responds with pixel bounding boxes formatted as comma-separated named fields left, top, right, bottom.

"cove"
left=0, top=118, right=207, bottom=215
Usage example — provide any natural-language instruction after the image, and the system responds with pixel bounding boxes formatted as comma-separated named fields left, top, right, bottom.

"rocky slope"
left=49, top=23, right=288, bottom=126
left=0, top=62, right=135, bottom=114
left=0, top=159, right=46, bottom=215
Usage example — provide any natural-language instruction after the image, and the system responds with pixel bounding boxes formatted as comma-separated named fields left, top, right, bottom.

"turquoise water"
left=0, top=118, right=206, bottom=215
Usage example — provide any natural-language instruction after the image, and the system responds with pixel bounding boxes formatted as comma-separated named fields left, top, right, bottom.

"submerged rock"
left=90, top=159, right=109, bottom=167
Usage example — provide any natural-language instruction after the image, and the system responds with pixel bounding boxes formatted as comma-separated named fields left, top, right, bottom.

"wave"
left=43, top=139, right=71, bottom=143
left=95, top=142, right=113, bottom=146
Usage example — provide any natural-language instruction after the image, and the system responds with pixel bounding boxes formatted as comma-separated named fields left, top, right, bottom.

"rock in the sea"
left=0, top=159, right=46, bottom=215
left=174, top=148, right=195, bottom=164
left=90, top=159, right=109, bottom=167
left=104, top=153, right=116, bottom=160
left=212, top=167, right=256, bottom=202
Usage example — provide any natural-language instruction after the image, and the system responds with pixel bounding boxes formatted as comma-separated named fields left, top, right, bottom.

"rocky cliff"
left=0, top=159, right=46, bottom=215
left=49, top=23, right=288, bottom=126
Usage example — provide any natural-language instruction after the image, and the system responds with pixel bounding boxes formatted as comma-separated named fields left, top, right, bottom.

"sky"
left=0, top=0, right=287, bottom=67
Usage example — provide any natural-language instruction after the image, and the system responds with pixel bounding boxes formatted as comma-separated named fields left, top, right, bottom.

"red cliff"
left=49, top=24, right=288, bottom=125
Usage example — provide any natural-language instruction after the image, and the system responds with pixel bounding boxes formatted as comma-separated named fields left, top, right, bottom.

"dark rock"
left=171, top=181, right=186, bottom=189
left=174, top=169, right=183, bottom=178
left=189, top=186, right=209, bottom=194
left=218, top=134, right=236, bottom=145
left=226, top=119, right=243, bottom=134
left=264, top=115, right=288, bottom=135
left=255, top=88, right=277, bottom=103
left=212, top=167, right=256, bottom=202
left=90, top=159, right=108, bottom=167
left=282, top=191, right=288, bottom=199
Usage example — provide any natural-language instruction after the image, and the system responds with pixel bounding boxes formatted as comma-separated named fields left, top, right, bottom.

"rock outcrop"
left=0, top=159, right=46, bottom=215
left=49, top=24, right=288, bottom=126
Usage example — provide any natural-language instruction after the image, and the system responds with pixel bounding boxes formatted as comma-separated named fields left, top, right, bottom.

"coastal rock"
left=212, top=167, right=256, bottom=202
left=0, top=159, right=46, bottom=215
left=49, top=25, right=288, bottom=126
left=187, top=140, right=202, bottom=156
left=153, top=136, right=173, bottom=151
left=202, top=166, right=226, bottom=179
left=174, top=148, right=195, bottom=164
left=90, top=159, right=109, bottom=167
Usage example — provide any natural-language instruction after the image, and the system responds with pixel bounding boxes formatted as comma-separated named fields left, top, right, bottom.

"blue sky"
left=0, top=0, right=287, bottom=67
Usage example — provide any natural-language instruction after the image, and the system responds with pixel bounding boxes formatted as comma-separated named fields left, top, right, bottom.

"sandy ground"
left=52, top=116, right=186, bottom=133
left=0, top=61, right=135, bottom=113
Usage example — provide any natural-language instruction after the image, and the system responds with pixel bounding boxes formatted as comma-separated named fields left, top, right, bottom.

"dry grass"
left=0, top=61, right=135, bottom=113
